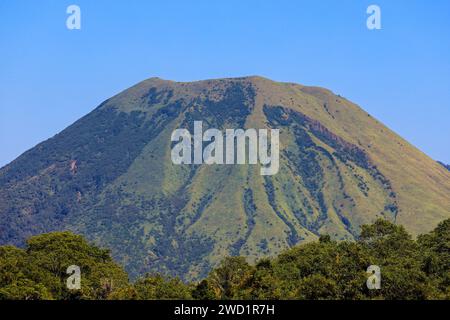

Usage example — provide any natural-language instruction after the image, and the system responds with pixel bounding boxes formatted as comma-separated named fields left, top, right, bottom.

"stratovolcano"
left=1, top=76, right=449, bottom=280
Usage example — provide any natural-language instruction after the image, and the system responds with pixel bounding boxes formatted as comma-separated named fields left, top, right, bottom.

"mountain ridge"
left=1, top=76, right=449, bottom=279
left=438, top=161, right=450, bottom=172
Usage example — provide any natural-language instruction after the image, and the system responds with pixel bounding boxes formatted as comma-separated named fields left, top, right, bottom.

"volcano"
left=1, top=76, right=449, bottom=279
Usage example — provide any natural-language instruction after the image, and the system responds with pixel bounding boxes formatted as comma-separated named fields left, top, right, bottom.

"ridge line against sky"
left=0, top=0, right=449, bottom=167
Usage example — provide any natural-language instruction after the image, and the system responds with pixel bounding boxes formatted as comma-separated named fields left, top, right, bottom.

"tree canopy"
left=1, top=219, right=449, bottom=300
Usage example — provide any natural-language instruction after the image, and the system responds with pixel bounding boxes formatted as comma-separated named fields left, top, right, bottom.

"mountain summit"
left=1, top=76, right=449, bottom=279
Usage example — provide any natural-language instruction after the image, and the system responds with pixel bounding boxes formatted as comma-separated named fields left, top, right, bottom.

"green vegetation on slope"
left=1, top=219, right=449, bottom=300
left=1, top=76, right=449, bottom=281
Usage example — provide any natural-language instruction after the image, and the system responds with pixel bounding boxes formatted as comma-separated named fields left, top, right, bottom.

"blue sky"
left=1, top=0, right=449, bottom=167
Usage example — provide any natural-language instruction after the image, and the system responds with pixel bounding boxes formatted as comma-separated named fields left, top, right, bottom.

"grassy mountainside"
left=1, top=76, right=449, bottom=280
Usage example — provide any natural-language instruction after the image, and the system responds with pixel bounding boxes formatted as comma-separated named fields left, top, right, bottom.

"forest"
left=0, top=218, right=448, bottom=300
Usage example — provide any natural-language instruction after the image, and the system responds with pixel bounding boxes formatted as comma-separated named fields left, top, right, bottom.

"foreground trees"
left=0, top=219, right=449, bottom=300
left=192, top=219, right=450, bottom=300
left=0, top=232, right=128, bottom=299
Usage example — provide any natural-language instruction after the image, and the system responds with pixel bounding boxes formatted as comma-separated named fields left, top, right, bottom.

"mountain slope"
left=1, top=76, right=449, bottom=279
left=438, top=161, right=450, bottom=172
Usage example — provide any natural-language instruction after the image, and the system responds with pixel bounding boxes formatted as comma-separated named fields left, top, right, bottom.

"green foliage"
left=193, top=219, right=450, bottom=300
left=418, top=219, right=450, bottom=298
left=0, top=232, right=128, bottom=300
left=133, top=274, right=192, bottom=300
left=192, top=257, right=254, bottom=300
left=1, top=219, right=449, bottom=300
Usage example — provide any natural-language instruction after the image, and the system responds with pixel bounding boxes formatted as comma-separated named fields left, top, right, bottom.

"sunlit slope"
left=0, top=76, right=449, bottom=279
left=212, top=76, right=450, bottom=236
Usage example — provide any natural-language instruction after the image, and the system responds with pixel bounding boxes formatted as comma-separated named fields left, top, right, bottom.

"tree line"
left=0, top=219, right=448, bottom=300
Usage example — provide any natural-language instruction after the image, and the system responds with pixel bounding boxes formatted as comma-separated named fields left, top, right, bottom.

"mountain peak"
left=1, top=76, right=449, bottom=280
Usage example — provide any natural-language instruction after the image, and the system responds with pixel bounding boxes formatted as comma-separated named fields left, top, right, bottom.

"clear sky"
left=1, top=0, right=449, bottom=167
